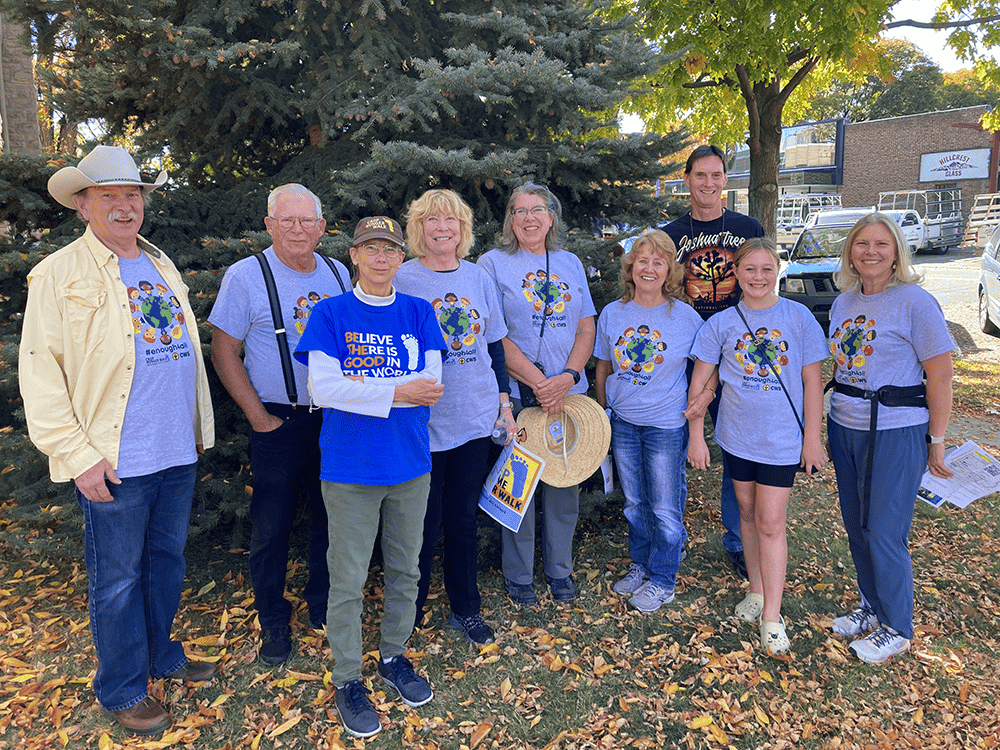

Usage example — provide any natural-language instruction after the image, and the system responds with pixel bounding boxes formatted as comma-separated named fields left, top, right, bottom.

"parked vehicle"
left=980, top=224, right=1000, bottom=336
left=778, top=211, right=868, bottom=327
left=962, top=193, right=1000, bottom=251
left=775, top=194, right=842, bottom=250
left=877, top=190, right=962, bottom=255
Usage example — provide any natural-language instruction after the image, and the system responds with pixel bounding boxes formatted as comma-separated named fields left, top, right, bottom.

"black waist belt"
left=825, top=380, right=927, bottom=512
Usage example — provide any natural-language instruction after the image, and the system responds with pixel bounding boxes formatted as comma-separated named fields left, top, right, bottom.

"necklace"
left=689, top=208, right=725, bottom=248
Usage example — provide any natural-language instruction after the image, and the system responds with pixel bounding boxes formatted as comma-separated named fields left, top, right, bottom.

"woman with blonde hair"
left=688, top=238, right=828, bottom=654
left=394, top=189, right=515, bottom=645
left=827, top=212, right=953, bottom=664
left=595, top=230, right=705, bottom=612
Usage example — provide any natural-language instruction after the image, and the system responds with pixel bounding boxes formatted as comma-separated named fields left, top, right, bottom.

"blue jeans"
left=248, top=404, right=328, bottom=630
left=75, top=462, right=197, bottom=711
left=707, top=384, right=742, bottom=554
left=611, top=414, right=688, bottom=589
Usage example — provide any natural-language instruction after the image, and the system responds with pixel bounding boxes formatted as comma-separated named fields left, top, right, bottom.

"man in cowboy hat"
left=209, top=183, right=351, bottom=666
left=19, top=145, right=216, bottom=735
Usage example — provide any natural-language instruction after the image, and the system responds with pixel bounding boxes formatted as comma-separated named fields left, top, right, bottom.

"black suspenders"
left=253, top=253, right=347, bottom=406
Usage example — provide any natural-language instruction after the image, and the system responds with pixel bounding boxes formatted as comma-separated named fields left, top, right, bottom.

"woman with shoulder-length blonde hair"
left=394, top=188, right=515, bottom=646
left=688, top=237, right=828, bottom=655
left=594, top=230, right=705, bottom=612
left=826, top=211, right=953, bottom=665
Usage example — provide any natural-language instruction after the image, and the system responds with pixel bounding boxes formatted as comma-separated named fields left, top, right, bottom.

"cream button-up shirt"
left=19, top=226, right=214, bottom=483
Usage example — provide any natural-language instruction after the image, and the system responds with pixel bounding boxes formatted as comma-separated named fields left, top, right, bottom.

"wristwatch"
left=561, top=368, right=581, bottom=385
left=925, top=434, right=944, bottom=445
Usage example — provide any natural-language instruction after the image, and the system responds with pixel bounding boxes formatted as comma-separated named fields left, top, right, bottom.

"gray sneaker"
left=849, top=626, right=910, bottom=664
left=613, top=563, right=648, bottom=595
left=378, top=654, right=433, bottom=707
left=335, top=680, right=381, bottom=738
left=629, top=582, right=675, bottom=612
left=832, top=606, right=877, bottom=636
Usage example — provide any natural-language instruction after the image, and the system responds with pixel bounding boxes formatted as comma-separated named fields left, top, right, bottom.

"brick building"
left=841, top=105, right=997, bottom=220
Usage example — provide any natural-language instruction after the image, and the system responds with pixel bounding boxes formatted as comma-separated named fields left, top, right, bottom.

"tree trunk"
left=0, top=15, right=42, bottom=154
left=746, top=77, right=782, bottom=240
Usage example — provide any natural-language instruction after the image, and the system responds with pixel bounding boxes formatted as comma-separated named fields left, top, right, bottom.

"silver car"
left=980, top=224, right=1000, bottom=336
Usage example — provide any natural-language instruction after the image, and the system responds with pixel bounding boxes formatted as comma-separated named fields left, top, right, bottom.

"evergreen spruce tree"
left=0, top=0, right=688, bottom=545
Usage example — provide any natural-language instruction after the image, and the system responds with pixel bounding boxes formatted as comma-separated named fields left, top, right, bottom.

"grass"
left=1, top=357, right=999, bottom=749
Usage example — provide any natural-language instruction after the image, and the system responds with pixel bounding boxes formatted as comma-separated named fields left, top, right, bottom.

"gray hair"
left=267, top=183, right=322, bottom=218
left=496, top=182, right=565, bottom=254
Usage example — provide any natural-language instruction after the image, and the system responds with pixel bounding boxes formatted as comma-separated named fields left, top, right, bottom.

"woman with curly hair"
left=594, top=230, right=705, bottom=612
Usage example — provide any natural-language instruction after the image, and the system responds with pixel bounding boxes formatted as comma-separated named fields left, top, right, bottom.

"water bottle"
left=491, top=425, right=509, bottom=445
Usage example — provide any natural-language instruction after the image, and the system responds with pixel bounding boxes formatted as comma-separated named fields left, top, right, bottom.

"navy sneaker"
left=378, top=654, right=433, bottom=707
left=448, top=612, right=495, bottom=645
left=334, top=680, right=381, bottom=738
left=505, top=578, right=538, bottom=605
left=546, top=575, right=577, bottom=602
left=726, top=549, right=749, bottom=581
left=258, top=626, right=292, bottom=667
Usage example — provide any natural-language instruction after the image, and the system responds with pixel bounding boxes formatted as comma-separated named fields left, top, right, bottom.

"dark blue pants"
left=415, top=436, right=491, bottom=622
left=249, top=404, right=328, bottom=630
left=828, top=418, right=926, bottom=639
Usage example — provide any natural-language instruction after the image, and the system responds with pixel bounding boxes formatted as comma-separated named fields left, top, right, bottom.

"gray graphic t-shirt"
left=828, top=283, right=954, bottom=432
left=208, top=247, right=351, bottom=405
left=478, top=247, right=596, bottom=399
left=595, top=298, right=704, bottom=429
left=395, top=259, right=508, bottom=452
left=692, top=297, right=828, bottom=465
left=117, top=252, right=198, bottom=477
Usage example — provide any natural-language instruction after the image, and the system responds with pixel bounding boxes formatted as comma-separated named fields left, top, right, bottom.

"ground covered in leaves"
left=2, top=357, right=999, bottom=750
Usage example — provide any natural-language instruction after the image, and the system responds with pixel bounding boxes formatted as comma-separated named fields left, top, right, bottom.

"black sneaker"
left=378, top=654, right=433, bottom=707
left=335, top=680, right=381, bottom=738
left=258, top=625, right=292, bottom=667
left=726, top=549, right=749, bottom=581
left=545, top=574, right=577, bottom=602
left=448, top=612, right=495, bottom=645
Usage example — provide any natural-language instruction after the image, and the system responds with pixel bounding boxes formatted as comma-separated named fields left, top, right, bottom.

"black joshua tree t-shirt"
left=661, top=210, right=765, bottom=320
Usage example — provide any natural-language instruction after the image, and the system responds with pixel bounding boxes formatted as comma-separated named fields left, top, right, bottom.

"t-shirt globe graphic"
left=440, top=305, right=471, bottom=338
left=625, top=336, right=655, bottom=366
left=141, top=294, right=173, bottom=331
left=747, top=338, right=778, bottom=366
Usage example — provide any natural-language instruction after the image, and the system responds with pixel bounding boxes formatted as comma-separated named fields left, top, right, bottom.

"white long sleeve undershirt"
left=305, top=285, right=442, bottom=417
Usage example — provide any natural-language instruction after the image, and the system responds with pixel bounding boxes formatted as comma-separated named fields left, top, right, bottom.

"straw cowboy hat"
left=48, top=145, right=168, bottom=209
left=516, top=394, right=611, bottom=488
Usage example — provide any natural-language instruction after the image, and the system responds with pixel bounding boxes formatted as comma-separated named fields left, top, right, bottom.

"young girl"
left=594, top=230, right=705, bottom=612
left=688, top=238, right=827, bottom=655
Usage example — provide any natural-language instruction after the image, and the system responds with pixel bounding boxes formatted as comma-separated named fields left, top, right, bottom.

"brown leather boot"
left=167, top=659, right=217, bottom=683
left=109, top=696, right=171, bottom=736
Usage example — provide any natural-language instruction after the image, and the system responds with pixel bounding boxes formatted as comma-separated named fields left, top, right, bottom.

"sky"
left=884, top=0, right=993, bottom=72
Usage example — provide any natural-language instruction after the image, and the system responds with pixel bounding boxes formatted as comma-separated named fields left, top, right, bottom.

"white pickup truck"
left=877, top=190, right=963, bottom=255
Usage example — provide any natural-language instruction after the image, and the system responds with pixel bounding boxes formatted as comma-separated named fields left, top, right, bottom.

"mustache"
left=108, top=210, right=140, bottom=222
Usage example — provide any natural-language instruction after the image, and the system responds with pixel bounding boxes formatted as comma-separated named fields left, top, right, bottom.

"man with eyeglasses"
left=661, top=145, right=765, bottom=582
left=209, top=183, right=352, bottom=666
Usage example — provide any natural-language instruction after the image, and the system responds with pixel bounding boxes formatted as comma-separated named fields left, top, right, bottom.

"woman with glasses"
left=295, top=216, right=446, bottom=738
left=394, top=189, right=516, bottom=645
left=478, top=183, right=597, bottom=606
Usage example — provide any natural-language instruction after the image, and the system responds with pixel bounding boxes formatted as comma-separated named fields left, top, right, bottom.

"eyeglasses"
left=513, top=206, right=549, bottom=217
left=360, top=243, right=403, bottom=258
left=275, top=216, right=320, bottom=229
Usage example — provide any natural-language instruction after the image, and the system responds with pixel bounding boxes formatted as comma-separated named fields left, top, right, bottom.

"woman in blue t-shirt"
left=827, top=213, right=954, bottom=665
left=595, top=230, right=705, bottom=613
left=689, top=238, right=828, bottom=657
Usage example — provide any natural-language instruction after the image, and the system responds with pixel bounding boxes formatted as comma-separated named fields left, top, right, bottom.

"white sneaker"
left=629, top=582, right=675, bottom=612
left=613, top=563, right=649, bottom=595
left=832, top=606, right=877, bottom=636
left=849, top=626, right=910, bottom=664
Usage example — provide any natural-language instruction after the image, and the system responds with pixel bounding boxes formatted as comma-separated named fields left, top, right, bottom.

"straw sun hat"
left=48, top=145, right=168, bottom=209
left=515, top=394, right=611, bottom=488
